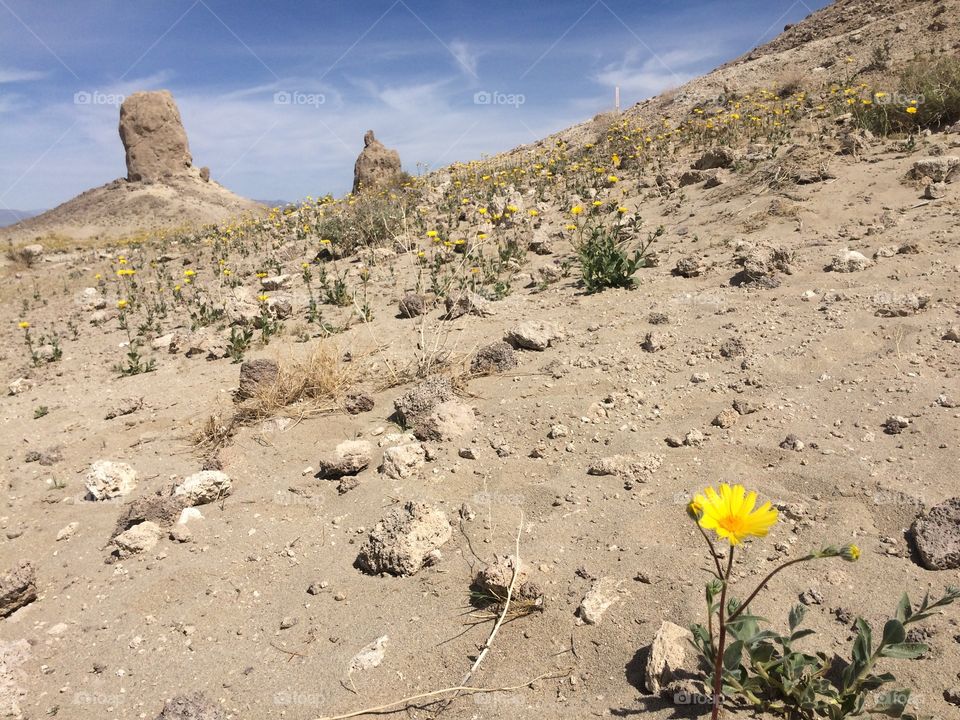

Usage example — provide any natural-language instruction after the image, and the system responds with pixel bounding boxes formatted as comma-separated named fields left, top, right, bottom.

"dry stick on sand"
left=317, top=511, right=529, bottom=720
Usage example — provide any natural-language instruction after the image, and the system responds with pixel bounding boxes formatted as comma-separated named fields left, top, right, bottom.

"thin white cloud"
left=0, top=67, right=49, bottom=83
left=593, top=47, right=715, bottom=102
left=449, top=39, right=479, bottom=77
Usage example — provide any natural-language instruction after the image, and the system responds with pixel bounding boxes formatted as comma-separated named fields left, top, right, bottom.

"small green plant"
left=227, top=326, right=253, bottom=363
left=576, top=215, right=662, bottom=293
left=687, top=483, right=959, bottom=720
left=33, top=405, right=49, bottom=419
left=115, top=340, right=157, bottom=377
left=322, top=268, right=352, bottom=307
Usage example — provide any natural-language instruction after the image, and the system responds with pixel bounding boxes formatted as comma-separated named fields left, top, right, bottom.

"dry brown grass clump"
left=191, top=344, right=354, bottom=452
left=235, top=344, right=354, bottom=424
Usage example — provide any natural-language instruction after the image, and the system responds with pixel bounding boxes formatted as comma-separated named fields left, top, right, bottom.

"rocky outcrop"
left=352, top=130, right=402, bottom=193
left=119, top=91, right=193, bottom=183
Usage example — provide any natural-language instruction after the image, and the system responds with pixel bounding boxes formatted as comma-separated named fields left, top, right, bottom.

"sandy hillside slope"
left=1, top=2, right=959, bottom=720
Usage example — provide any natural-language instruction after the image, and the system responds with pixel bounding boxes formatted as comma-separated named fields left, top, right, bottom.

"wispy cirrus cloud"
left=0, top=66, right=49, bottom=83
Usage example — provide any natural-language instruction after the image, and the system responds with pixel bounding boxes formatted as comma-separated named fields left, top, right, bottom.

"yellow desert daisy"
left=692, top=483, right=777, bottom=545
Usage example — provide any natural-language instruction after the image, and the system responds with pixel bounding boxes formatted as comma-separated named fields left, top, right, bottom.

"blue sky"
left=0, top=0, right=830, bottom=211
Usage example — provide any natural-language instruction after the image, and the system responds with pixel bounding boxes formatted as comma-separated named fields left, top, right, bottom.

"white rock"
left=380, top=443, right=426, bottom=480
left=178, top=507, right=204, bottom=524
left=56, top=522, right=79, bottom=541
left=505, top=321, right=563, bottom=351
left=830, top=249, right=872, bottom=273
left=577, top=577, right=622, bottom=625
left=84, top=460, right=137, bottom=501
left=7, top=377, right=33, bottom=396
left=645, top=621, right=696, bottom=695
left=349, top=635, right=389, bottom=673
left=173, top=470, right=232, bottom=505
left=113, top=521, right=161, bottom=556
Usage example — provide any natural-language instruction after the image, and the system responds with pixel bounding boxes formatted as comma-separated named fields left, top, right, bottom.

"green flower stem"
left=727, top=555, right=816, bottom=623
left=711, top=548, right=734, bottom=720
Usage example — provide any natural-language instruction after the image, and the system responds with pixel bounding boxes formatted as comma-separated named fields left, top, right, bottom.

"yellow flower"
left=592, top=200, right=603, bottom=207
left=617, top=206, right=628, bottom=214
left=184, top=269, right=196, bottom=277
left=565, top=223, right=576, bottom=231
left=117, top=299, right=128, bottom=309
left=692, top=484, right=778, bottom=545
left=426, top=230, right=439, bottom=238
left=257, top=294, right=269, bottom=302
left=906, top=106, right=918, bottom=114
left=477, top=207, right=488, bottom=215
left=18, top=321, right=30, bottom=330
left=320, top=238, right=332, bottom=245
left=841, top=544, right=861, bottom=562
left=571, top=205, right=583, bottom=216
left=477, top=232, right=488, bottom=240
left=528, top=209, right=539, bottom=217
left=607, top=175, right=619, bottom=183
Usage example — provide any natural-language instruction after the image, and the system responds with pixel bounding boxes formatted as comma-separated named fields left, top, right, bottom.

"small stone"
left=344, top=392, right=375, bottom=414
left=780, top=434, right=804, bottom=451
left=684, top=430, right=705, bottom=447
left=398, top=292, right=429, bottom=318
left=173, top=471, right=232, bottom=505
left=830, top=248, right=872, bottom=273
left=577, top=577, right=621, bottom=625
left=56, top=522, right=79, bottom=541
left=911, top=497, right=960, bottom=570
left=280, top=616, right=298, bottom=630
left=712, top=409, right=739, bottom=429
left=380, top=443, right=426, bottom=480
left=645, top=621, right=697, bottom=695
left=0, top=560, right=37, bottom=618
left=169, top=525, right=192, bottom=543
left=235, top=358, right=279, bottom=401
left=113, top=521, right=162, bottom=557
left=356, top=501, right=451, bottom=576
left=104, top=396, right=143, bottom=420
left=85, top=460, right=138, bottom=501
left=587, top=453, right=662, bottom=483
left=470, top=341, right=518, bottom=374
left=883, top=416, right=910, bottom=435
left=316, top=440, right=372, bottom=479
left=504, top=321, right=563, bottom=351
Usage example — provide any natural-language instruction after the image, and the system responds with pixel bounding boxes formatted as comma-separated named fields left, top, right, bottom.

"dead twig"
left=316, top=670, right=563, bottom=720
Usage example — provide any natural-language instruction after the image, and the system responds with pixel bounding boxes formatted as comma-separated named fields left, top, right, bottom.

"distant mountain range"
left=0, top=209, right=45, bottom=228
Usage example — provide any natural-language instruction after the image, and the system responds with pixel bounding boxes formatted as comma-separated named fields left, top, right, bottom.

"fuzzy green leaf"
left=881, top=619, right=906, bottom=646
left=879, top=643, right=927, bottom=659
left=789, top=604, right=806, bottom=631
left=895, top=593, right=912, bottom=623
left=723, top=640, right=744, bottom=671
